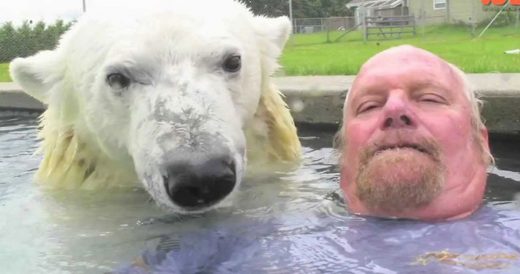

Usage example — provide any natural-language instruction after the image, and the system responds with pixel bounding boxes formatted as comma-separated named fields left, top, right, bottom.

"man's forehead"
left=351, top=47, right=461, bottom=93
left=361, top=46, right=445, bottom=73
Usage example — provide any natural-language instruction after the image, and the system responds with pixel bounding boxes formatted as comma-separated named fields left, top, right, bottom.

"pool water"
left=1, top=114, right=520, bottom=274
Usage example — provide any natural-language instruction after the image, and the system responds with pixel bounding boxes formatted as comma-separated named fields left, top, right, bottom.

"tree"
left=0, top=22, right=17, bottom=62
left=240, top=0, right=288, bottom=17
left=240, top=0, right=352, bottom=18
left=0, top=20, right=72, bottom=62
left=16, top=21, right=34, bottom=57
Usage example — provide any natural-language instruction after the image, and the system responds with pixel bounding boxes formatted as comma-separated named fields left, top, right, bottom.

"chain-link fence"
left=290, top=7, right=520, bottom=45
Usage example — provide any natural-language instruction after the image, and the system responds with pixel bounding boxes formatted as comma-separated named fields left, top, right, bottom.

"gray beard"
left=356, top=146, right=445, bottom=213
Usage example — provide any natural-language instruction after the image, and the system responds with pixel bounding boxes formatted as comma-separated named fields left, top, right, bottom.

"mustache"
left=361, top=130, right=442, bottom=162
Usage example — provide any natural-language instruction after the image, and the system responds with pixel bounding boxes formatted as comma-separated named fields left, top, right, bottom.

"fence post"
left=363, top=16, right=368, bottom=42
left=412, top=16, right=416, bottom=36
left=289, top=0, right=293, bottom=33
left=515, top=7, right=520, bottom=28
left=325, top=18, right=331, bottom=43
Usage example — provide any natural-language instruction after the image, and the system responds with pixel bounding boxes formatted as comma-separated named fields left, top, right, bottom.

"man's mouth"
left=376, top=143, right=430, bottom=155
left=363, top=137, right=442, bottom=163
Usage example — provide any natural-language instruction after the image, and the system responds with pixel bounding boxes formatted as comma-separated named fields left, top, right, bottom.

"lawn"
left=0, top=63, right=9, bottom=82
left=280, top=25, right=520, bottom=75
left=1, top=25, right=519, bottom=81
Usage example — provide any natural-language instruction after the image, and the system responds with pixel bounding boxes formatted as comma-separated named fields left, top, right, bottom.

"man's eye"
left=106, top=73, right=131, bottom=89
left=419, top=94, right=447, bottom=104
left=357, top=102, right=380, bottom=114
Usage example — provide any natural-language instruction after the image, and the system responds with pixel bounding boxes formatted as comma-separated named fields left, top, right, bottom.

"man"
left=339, top=45, right=493, bottom=221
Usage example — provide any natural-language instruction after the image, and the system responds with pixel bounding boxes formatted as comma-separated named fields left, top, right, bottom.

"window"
left=433, top=0, right=446, bottom=9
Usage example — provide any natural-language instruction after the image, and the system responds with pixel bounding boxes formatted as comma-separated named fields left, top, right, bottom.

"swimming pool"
left=1, top=114, right=519, bottom=274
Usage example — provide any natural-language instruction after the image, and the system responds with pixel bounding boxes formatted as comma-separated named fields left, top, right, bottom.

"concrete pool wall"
left=1, top=73, right=519, bottom=134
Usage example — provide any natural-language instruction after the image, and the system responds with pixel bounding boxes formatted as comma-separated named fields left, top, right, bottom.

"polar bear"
left=10, top=0, right=301, bottom=213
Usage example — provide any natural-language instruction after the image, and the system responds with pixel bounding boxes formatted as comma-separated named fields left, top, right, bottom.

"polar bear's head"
left=10, top=0, right=294, bottom=213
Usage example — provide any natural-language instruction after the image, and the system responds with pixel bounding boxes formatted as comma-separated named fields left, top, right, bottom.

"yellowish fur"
left=247, top=83, right=301, bottom=163
left=36, top=108, right=138, bottom=189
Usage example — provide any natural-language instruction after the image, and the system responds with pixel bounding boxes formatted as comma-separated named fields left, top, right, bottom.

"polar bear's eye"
left=106, top=73, right=131, bottom=89
left=223, top=55, right=241, bottom=73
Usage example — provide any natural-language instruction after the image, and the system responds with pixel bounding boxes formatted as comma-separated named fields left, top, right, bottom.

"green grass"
left=0, top=63, right=9, bottom=82
left=1, top=25, right=519, bottom=81
left=281, top=25, right=520, bottom=75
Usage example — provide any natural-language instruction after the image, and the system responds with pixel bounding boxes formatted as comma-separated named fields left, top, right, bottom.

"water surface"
left=1, top=114, right=519, bottom=274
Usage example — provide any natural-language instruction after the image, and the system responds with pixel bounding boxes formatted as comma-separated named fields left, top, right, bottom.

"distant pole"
left=446, top=0, right=450, bottom=23
left=515, top=7, right=520, bottom=28
left=82, top=0, right=86, bottom=13
left=289, top=0, right=293, bottom=33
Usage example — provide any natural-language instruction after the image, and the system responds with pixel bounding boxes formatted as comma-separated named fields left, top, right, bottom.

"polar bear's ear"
left=252, top=15, right=292, bottom=58
left=10, top=50, right=64, bottom=104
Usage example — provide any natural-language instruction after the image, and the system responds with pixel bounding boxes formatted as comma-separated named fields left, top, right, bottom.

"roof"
left=346, top=0, right=404, bottom=9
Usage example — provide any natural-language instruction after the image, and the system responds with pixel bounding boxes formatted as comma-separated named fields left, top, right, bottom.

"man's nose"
left=381, top=94, right=416, bottom=130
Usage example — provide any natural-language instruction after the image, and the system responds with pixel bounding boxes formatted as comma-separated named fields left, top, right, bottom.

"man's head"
left=339, top=45, right=492, bottom=221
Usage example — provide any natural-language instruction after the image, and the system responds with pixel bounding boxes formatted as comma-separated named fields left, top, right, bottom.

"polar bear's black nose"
left=163, top=156, right=236, bottom=210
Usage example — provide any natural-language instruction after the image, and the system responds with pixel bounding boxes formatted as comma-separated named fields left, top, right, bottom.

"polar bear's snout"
left=129, top=89, right=247, bottom=212
left=163, top=155, right=236, bottom=210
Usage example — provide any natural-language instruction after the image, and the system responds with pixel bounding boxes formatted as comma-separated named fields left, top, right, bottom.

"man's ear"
left=9, top=50, right=64, bottom=104
left=479, top=127, right=492, bottom=164
left=252, top=15, right=292, bottom=72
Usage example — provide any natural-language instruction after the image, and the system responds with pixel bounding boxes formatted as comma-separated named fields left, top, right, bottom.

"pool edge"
left=2, top=73, right=520, bottom=134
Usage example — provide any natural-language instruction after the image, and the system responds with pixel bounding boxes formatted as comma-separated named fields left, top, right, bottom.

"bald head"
left=362, top=45, right=447, bottom=69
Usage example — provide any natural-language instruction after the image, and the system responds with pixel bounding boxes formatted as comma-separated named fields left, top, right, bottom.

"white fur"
left=10, top=0, right=300, bottom=213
